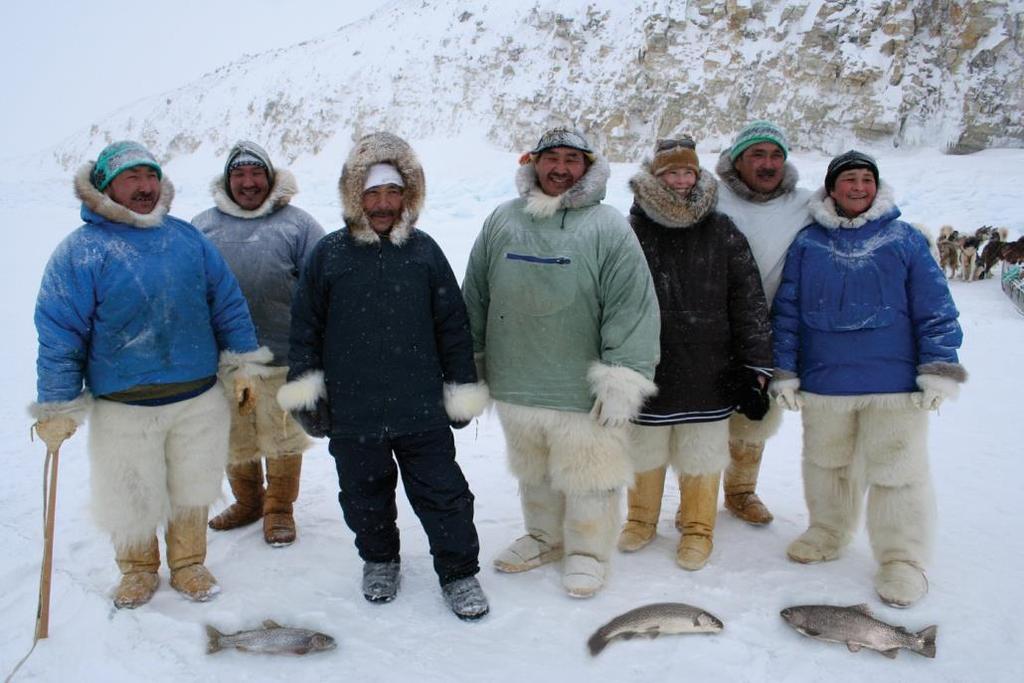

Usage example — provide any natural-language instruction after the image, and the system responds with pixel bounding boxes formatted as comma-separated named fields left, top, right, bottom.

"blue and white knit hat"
left=728, top=120, right=789, bottom=161
left=90, top=141, right=162, bottom=191
left=224, top=140, right=275, bottom=184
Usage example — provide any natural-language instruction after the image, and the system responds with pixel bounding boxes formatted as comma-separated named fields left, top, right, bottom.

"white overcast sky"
left=0, top=1, right=392, bottom=157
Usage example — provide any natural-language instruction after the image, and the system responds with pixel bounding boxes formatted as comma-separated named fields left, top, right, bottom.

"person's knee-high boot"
left=723, top=440, right=774, bottom=525
left=563, top=489, right=620, bottom=598
left=787, top=461, right=861, bottom=563
left=264, top=454, right=301, bottom=546
left=208, top=460, right=264, bottom=531
left=868, top=481, right=934, bottom=607
left=618, top=466, right=666, bottom=552
left=494, top=480, right=565, bottom=573
left=676, top=472, right=721, bottom=571
left=113, top=536, right=160, bottom=609
left=167, top=506, right=220, bottom=602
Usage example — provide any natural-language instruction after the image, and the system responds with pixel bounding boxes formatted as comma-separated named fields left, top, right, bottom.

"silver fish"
left=206, top=620, right=336, bottom=655
left=780, top=604, right=936, bottom=659
left=587, top=602, right=724, bottom=655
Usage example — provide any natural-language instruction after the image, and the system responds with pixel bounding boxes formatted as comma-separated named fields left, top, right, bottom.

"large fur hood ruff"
left=210, top=168, right=298, bottom=219
left=715, top=151, right=800, bottom=203
left=338, top=132, right=425, bottom=247
left=808, top=181, right=897, bottom=230
left=516, top=155, right=611, bottom=219
left=629, top=165, right=718, bottom=229
left=74, top=163, right=174, bottom=229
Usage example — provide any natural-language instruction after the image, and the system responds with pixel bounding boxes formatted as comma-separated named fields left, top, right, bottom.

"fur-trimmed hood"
left=808, top=181, right=897, bottom=230
left=715, top=151, right=800, bottom=203
left=629, top=165, right=718, bottom=229
left=515, top=154, right=611, bottom=219
left=338, top=132, right=425, bottom=247
left=74, top=163, right=173, bottom=229
left=210, top=168, right=298, bottom=219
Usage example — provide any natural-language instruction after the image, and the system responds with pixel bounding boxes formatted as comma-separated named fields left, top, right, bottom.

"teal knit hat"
left=729, top=121, right=789, bottom=161
left=90, top=141, right=162, bottom=191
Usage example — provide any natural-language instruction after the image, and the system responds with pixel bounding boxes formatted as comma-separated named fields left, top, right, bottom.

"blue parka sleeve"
left=905, top=227, right=962, bottom=365
left=34, top=236, right=96, bottom=403
left=771, top=233, right=805, bottom=374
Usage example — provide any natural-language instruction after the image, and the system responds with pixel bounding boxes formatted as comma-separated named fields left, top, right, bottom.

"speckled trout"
left=781, top=604, right=936, bottom=659
left=206, top=620, right=336, bottom=655
left=587, top=602, right=724, bottom=655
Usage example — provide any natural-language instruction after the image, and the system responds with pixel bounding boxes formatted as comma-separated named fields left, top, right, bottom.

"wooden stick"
left=34, top=447, right=60, bottom=641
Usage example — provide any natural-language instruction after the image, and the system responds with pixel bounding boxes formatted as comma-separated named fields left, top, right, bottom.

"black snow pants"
left=328, top=428, right=480, bottom=585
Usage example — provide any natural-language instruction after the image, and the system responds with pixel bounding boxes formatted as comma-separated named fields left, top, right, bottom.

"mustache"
left=368, top=209, right=399, bottom=219
left=131, top=191, right=157, bottom=201
left=755, top=168, right=778, bottom=178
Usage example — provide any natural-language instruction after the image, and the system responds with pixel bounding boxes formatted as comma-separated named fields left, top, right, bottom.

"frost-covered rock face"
left=52, top=0, right=1023, bottom=168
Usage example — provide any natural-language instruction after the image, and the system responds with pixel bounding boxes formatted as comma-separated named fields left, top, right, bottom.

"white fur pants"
left=497, top=402, right=629, bottom=562
left=630, top=420, right=730, bottom=476
left=88, top=384, right=231, bottom=551
left=801, top=393, right=935, bottom=566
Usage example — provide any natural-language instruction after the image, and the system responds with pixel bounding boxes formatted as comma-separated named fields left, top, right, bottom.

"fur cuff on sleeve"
left=769, top=377, right=800, bottom=394
left=444, top=382, right=490, bottom=421
left=916, top=374, right=960, bottom=401
left=277, top=370, right=326, bottom=411
left=219, top=346, right=275, bottom=378
left=772, top=368, right=798, bottom=381
left=29, top=392, right=93, bottom=425
left=587, top=362, right=658, bottom=419
left=918, top=361, right=967, bottom=383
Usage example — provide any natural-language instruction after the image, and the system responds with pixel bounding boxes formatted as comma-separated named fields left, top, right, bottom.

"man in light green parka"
left=462, top=127, right=660, bottom=598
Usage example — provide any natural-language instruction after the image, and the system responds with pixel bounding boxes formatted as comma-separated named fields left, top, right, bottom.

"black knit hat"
left=825, top=150, right=879, bottom=192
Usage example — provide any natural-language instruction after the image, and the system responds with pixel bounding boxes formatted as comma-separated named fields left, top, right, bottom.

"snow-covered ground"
left=1, top=143, right=1022, bottom=682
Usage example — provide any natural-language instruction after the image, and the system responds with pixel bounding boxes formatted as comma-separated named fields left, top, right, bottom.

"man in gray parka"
left=193, top=141, right=325, bottom=546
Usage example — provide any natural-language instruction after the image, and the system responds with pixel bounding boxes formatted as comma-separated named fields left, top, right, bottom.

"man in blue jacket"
left=31, top=141, right=269, bottom=609
left=277, top=132, right=490, bottom=620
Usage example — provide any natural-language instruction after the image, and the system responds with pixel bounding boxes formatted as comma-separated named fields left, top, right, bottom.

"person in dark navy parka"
left=277, top=132, right=490, bottom=620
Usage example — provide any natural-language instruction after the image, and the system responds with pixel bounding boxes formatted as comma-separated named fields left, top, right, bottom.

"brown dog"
left=937, top=225, right=960, bottom=279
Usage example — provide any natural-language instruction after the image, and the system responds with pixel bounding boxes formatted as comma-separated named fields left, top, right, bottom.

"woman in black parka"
left=617, top=136, right=773, bottom=570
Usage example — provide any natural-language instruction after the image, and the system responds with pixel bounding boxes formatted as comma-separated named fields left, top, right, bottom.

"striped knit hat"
left=729, top=120, right=789, bottom=161
left=90, top=141, right=162, bottom=191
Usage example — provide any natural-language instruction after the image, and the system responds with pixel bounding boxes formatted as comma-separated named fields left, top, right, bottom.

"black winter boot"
left=362, top=561, right=400, bottom=603
left=442, top=576, right=489, bottom=621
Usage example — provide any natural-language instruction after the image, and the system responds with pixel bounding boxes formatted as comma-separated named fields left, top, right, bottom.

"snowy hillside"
left=1, top=141, right=1022, bottom=682
left=46, top=0, right=1024, bottom=170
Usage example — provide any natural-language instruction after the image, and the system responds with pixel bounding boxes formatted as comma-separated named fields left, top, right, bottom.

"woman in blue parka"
left=769, top=150, right=965, bottom=608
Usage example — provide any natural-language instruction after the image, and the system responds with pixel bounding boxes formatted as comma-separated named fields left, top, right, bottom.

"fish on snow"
left=780, top=604, right=936, bottom=659
left=587, top=602, right=724, bottom=656
left=206, top=620, right=336, bottom=655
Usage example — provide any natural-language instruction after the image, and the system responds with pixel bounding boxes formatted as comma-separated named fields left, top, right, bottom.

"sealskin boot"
left=113, top=536, right=160, bottom=609
left=723, top=441, right=774, bottom=525
left=617, top=466, right=666, bottom=553
left=209, top=460, right=264, bottom=531
left=676, top=472, right=721, bottom=571
left=264, top=454, right=301, bottom=546
left=167, top=508, right=220, bottom=602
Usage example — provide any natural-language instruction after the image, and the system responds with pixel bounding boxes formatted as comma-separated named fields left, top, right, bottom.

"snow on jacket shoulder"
left=287, top=227, right=477, bottom=438
left=771, top=182, right=962, bottom=396
left=34, top=167, right=258, bottom=403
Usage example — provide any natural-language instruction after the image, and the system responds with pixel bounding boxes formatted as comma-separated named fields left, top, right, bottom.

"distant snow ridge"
left=52, top=0, right=1024, bottom=168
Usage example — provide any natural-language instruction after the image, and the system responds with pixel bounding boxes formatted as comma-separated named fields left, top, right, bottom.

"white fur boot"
left=562, top=489, right=620, bottom=597
left=494, top=480, right=565, bottom=573
left=787, top=462, right=861, bottom=563
left=868, top=482, right=934, bottom=607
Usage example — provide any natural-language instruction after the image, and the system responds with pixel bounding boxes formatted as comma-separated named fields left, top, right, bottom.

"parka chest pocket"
left=801, top=255, right=896, bottom=332
left=493, top=250, right=578, bottom=316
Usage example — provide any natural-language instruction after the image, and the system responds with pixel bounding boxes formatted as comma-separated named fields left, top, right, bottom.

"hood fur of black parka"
left=715, top=150, right=801, bottom=203
left=338, top=132, right=425, bottom=246
left=74, top=163, right=174, bottom=228
left=629, top=163, right=718, bottom=229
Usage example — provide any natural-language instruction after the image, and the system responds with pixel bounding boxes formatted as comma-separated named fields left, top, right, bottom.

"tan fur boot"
left=113, top=536, right=160, bottom=609
left=264, top=454, right=301, bottom=546
left=208, top=460, right=265, bottom=531
left=723, top=441, right=774, bottom=525
left=676, top=472, right=721, bottom=571
left=617, top=466, right=667, bottom=552
left=167, top=508, right=220, bottom=602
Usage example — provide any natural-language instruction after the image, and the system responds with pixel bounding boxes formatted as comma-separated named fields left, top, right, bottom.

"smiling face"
left=105, top=165, right=161, bottom=214
left=362, top=184, right=405, bottom=233
left=228, top=164, right=271, bottom=210
left=733, top=142, right=786, bottom=194
left=534, top=147, right=589, bottom=196
left=829, top=168, right=877, bottom=217
left=659, top=168, right=698, bottom=195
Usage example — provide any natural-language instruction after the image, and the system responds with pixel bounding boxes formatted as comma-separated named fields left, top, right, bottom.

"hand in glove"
left=33, top=416, right=78, bottom=452
left=235, top=375, right=258, bottom=416
left=912, top=374, right=960, bottom=411
left=292, top=399, right=332, bottom=439
left=768, top=377, right=803, bottom=412
left=735, top=368, right=771, bottom=421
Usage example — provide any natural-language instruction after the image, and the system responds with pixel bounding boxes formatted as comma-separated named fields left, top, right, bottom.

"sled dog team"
left=30, top=120, right=964, bottom=621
